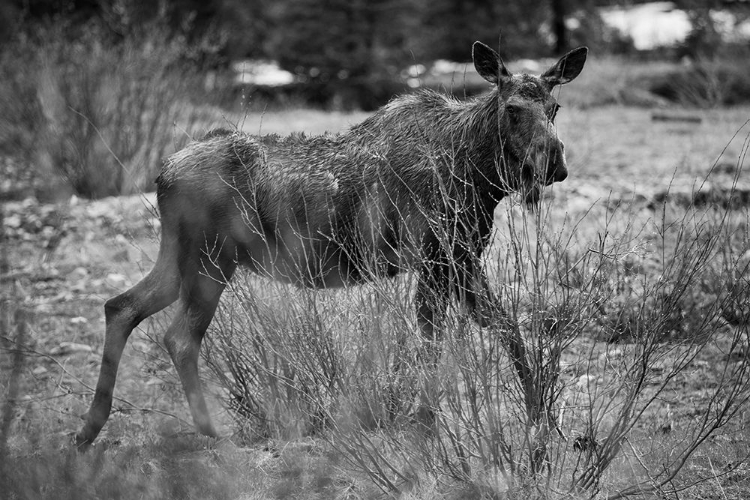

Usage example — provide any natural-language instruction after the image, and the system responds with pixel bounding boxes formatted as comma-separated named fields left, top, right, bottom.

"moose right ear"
left=541, top=46, right=588, bottom=87
left=473, top=41, right=512, bottom=85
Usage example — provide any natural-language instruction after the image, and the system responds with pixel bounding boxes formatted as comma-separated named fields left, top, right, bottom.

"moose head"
left=473, top=41, right=588, bottom=207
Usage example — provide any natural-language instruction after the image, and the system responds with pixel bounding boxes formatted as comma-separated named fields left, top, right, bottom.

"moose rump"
left=75, top=40, right=587, bottom=448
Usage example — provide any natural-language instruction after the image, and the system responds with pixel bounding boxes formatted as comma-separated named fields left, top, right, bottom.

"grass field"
left=2, top=93, right=750, bottom=499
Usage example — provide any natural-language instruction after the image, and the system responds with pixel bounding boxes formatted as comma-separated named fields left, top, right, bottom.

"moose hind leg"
left=76, top=257, right=180, bottom=449
left=164, top=258, right=235, bottom=437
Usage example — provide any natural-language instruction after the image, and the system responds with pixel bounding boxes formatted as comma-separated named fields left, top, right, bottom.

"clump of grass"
left=0, top=432, right=256, bottom=500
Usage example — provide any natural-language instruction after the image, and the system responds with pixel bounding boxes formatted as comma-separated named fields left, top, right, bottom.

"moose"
left=75, top=41, right=587, bottom=448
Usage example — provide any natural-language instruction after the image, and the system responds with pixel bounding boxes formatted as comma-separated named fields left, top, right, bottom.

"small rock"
left=41, top=226, right=57, bottom=239
left=599, top=348, right=623, bottom=361
left=576, top=374, right=596, bottom=390
left=5, top=214, right=22, bottom=228
left=71, top=267, right=88, bottom=279
left=131, top=341, right=149, bottom=352
left=32, top=366, right=48, bottom=376
left=106, top=273, right=127, bottom=287
left=70, top=316, right=88, bottom=325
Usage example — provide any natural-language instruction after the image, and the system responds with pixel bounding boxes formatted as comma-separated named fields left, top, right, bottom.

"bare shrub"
left=0, top=27, right=227, bottom=200
left=205, top=273, right=419, bottom=441
left=205, top=125, right=750, bottom=498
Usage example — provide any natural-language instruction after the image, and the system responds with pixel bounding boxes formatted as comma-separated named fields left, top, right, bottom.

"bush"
left=203, top=133, right=750, bottom=497
left=0, top=26, right=227, bottom=200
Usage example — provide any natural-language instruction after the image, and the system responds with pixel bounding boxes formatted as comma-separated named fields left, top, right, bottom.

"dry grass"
left=2, top=85, right=750, bottom=498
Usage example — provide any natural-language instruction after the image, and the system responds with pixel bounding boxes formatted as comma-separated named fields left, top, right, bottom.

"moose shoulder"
left=75, top=41, right=587, bottom=448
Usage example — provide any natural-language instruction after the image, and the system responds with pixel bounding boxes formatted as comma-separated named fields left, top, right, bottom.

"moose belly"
left=235, top=229, right=406, bottom=289
left=220, top=190, right=424, bottom=289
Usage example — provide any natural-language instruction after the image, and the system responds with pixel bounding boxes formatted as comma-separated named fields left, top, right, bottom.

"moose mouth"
left=521, top=163, right=541, bottom=209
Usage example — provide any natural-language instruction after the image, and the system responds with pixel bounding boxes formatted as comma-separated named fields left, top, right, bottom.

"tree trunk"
left=551, top=0, right=567, bottom=54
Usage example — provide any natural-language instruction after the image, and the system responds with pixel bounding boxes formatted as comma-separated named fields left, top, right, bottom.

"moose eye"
left=506, top=104, right=520, bottom=118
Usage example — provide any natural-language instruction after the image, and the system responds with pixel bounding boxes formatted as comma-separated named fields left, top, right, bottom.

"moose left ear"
left=472, top=41, right=512, bottom=85
left=541, top=47, right=588, bottom=87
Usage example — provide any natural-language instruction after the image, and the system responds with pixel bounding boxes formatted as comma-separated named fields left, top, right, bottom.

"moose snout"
left=550, top=161, right=567, bottom=183
left=545, top=140, right=568, bottom=184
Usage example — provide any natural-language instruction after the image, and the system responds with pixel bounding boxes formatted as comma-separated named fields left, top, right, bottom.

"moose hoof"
left=73, top=431, right=93, bottom=452
left=413, top=404, right=438, bottom=436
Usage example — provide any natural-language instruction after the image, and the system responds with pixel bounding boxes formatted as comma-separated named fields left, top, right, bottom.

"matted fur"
left=75, top=41, right=587, bottom=448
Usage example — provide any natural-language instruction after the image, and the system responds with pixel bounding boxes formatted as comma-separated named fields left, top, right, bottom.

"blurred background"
left=1, top=0, right=749, bottom=200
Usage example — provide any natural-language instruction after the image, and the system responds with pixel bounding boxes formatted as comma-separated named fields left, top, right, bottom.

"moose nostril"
left=553, top=165, right=568, bottom=183
left=522, top=164, right=534, bottom=183
left=545, top=161, right=567, bottom=184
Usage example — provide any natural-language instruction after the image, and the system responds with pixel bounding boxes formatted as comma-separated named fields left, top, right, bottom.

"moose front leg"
left=450, top=254, right=506, bottom=329
left=415, top=260, right=453, bottom=355
left=411, top=255, right=507, bottom=430
left=411, top=261, right=454, bottom=430
left=450, top=255, right=535, bottom=404
left=414, top=253, right=506, bottom=349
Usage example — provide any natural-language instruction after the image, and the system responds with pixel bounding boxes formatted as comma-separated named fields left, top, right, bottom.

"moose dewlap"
left=75, top=41, right=587, bottom=448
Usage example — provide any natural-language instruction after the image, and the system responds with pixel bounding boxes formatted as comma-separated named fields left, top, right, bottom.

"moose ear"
left=472, top=41, right=512, bottom=85
left=541, top=46, right=588, bottom=87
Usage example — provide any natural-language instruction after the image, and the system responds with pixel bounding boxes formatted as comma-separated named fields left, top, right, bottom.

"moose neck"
left=454, top=89, right=506, bottom=203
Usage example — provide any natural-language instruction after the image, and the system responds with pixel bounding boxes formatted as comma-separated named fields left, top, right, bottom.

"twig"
left=1, top=309, right=28, bottom=458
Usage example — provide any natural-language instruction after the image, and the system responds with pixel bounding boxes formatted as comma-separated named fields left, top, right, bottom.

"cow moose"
left=75, top=41, right=588, bottom=448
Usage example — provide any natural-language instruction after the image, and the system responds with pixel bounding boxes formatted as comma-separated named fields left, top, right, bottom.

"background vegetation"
left=2, top=0, right=749, bottom=200
left=2, top=0, right=750, bottom=499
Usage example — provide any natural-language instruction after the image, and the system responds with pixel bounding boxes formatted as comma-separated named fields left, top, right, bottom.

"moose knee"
left=104, top=293, right=140, bottom=328
left=163, top=317, right=201, bottom=363
left=164, top=326, right=187, bottom=359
